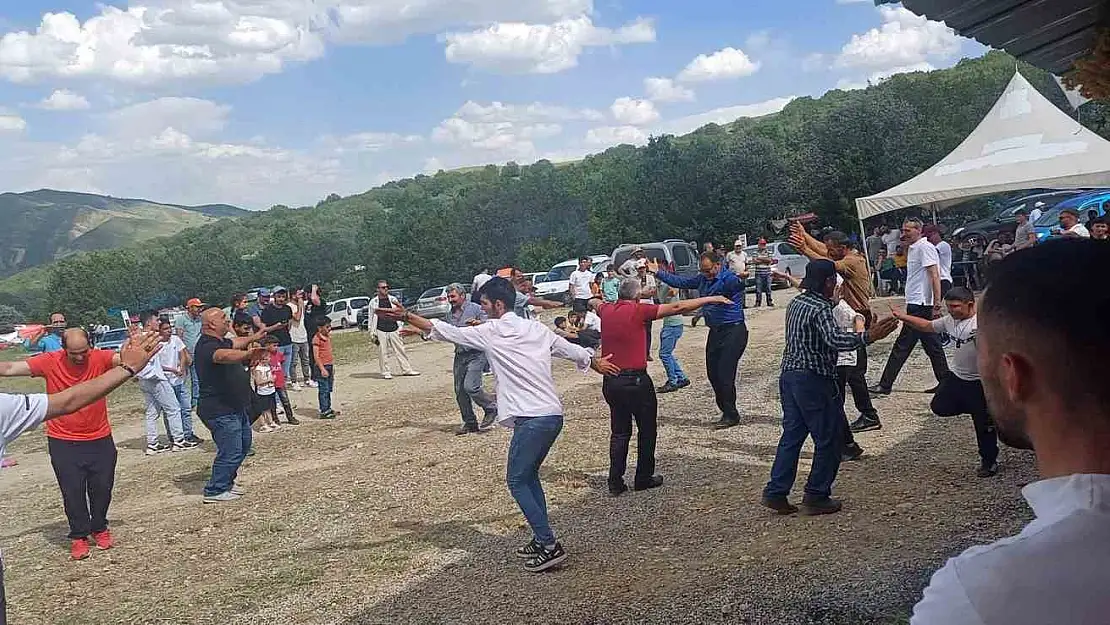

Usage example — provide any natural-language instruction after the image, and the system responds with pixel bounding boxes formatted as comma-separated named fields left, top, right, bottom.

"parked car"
left=413, top=285, right=472, bottom=319
left=952, top=190, right=1085, bottom=240
left=610, top=240, right=699, bottom=278
left=327, top=296, right=371, bottom=329
left=357, top=289, right=419, bottom=330
left=744, top=241, right=808, bottom=290
left=1033, top=189, right=1110, bottom=242
left=94, top=328, right=129, bottom=352
left=525, top=272, right=550, bottom=286
left=534, top=255, right=611, bottom=303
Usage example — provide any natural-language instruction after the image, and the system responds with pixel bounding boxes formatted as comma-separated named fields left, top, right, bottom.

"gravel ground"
left=0, top=293, right=1037, bottom=625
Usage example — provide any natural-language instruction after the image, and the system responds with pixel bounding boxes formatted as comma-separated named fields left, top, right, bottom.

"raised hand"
left=119, top=330, right=163, bottom=372
left=376, top=305, right=407, bottom=320
left=644, top=258, right=660, bottom=274
left=867, top=316, right=900, bottom=343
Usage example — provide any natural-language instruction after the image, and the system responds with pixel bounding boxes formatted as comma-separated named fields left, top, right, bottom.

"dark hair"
left=944, top=286, right=975, bottom=303
left=823, top=230, right=849, bottom=246
left=981, top=240, right=1110, bottom=411
left=316, top=316, right=331, bottom=329
left=377, top=280, right=389, bottom=288
left=699, top=251, right=720, bottom=264
left=159, top=318, right=172, bottom=328
left=1092, top=216, right=1107, bottom=226
left=478, top=277, right=516, bottom=311
left=554, top=316, right=567, bottom=327
left=232, top=292, right=247, bottom=305
left=233, top=314, right=252, bottom=327
left=261, top=336, right=278, bottom=345
left=578, top=256, right=591, bottom=263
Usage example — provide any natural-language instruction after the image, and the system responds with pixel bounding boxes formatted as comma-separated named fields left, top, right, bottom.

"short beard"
left=982, top=372, right=1034, bottom=450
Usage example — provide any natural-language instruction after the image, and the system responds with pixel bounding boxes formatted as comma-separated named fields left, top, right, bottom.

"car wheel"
left=341, top=318, right=350, bottom=329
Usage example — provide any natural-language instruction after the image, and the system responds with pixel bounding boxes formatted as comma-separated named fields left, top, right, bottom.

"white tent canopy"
left=856, top=72, right=1110, bottom=220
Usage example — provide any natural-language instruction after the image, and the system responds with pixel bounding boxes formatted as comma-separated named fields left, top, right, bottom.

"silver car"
left=414, top=285, right=467, bottom=319
left=744, top=241, right=808, bottom=289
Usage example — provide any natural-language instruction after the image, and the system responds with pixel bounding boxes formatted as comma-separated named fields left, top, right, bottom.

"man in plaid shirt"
left=762, top=260, right=899, bottom=516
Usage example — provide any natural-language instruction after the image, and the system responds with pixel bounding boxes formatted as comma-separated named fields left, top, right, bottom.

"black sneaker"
left=633, top=475, right=664, bottom=492
left=172, top=439, right=199, bottom=452
left=712, top=418, right=740, bottom=430
left=690, top=317, right=699, bottom=327
left=319, top=410, right=336, bottom=420
left=523, top=542, right=567, bottom=573
left=760, top=496, right=798, bottom=515
left=145, top=442, right=171, bottom=456
left=479, top=413, right=497, bottom=430
left=656, top=383, right=679, bottom=394
left=675, top=379, right=691, bottom=389
left=867, top=384, right=891, bottom=396
left=186, top=434, right=205, bottom=444
left=455, top=425, right=480, bottom=436
left=842, top=442, right=865, bottom=461
left=800, top=497, right=843, bottom=516
left=849, top=415, right=882, bottom=433
left=608, top=482, right=628, bottom=497
left=977, top=462, right=998, bottom=478
left=515, top=539, right=544, bottom=559
left=285, top=415, right=301, bottom=426
left=923, top=385, right=939, bottom=394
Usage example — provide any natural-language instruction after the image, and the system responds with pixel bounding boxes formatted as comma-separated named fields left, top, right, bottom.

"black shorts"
left=571, top=298, right=590, bottom=313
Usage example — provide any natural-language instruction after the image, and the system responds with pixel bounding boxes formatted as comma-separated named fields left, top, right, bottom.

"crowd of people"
left=1, top=216, right=1108, bottom=622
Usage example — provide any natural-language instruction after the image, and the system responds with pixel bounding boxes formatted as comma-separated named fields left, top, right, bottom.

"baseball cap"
left=186, top=298, right=205, bottom=307
left=1060, top=207, right=1080, bottom=217
left=258, top=287, right=271, bottom=297
left=271, top=286, right=288, bottom=294
left=800, top=259, right=837, bottom=291
left=631, top=245, right=644, bottom=254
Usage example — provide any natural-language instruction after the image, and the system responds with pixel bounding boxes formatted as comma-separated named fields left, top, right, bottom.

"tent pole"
left=931, top=203, right=938, bottom=225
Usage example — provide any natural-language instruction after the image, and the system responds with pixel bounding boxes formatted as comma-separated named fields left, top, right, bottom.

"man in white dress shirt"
left=377, top=277, right=619, bottom=574
left=923, top=225, right=953, bottom=296
left=911, top=240, right=1110, bottom=624
left=1, top=331, right=162, bottom=625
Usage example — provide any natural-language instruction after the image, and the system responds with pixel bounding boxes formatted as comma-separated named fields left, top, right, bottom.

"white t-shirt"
left=931, top=315, right=978, bottom=381
left=832, top=300, right=862, bottom=367
left=882, top=230, right=902, bottom=255
left=472, top=272, right=492, bottom=293
left=638, top=273, right=657, bottom=304
left=137, top=351, right=167, bottom=381
left=252, top=363, right=276, bottom=396
left=288, top=302, right=308, bottom=343
left=1028, top=207, right=1043, bottom=223
left=935, top=241, right=953, bottom=282
left=911, top=474, right=1110, bottom=625
left=568, top=269, right=594, bottom=301
left=725, top=250, right=748, bottom=276
left=582, top=310, right=602, bottom=333
left=1, top=392, right=48, bottom=464
left=159, top=335, right=187, bottom=385
left=905, top=238, right=940, bottom=306
left=1064, top=223, right=1091, bottom=238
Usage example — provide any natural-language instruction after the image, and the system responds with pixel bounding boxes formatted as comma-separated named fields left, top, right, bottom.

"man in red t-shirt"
left=0, top=328, right=123, bottom=560
left=595, top=280, right=731, bottom=496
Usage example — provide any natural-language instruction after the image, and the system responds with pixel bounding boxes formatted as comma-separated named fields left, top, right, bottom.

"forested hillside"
left=1, top=51, right=1100, bottom=323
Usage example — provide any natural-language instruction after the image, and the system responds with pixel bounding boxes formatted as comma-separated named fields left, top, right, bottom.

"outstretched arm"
left=889, top=306, right=936, bottom=334
left=655, top=296, right=732, bottom=319
left=47, top=331, right=162, bottom=418
left=0, top=360, right=33, bottom=377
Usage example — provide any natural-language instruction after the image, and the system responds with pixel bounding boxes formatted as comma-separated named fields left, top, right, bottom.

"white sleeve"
left=549, top=332, right=593, bottom=372
left=910, top=559, right=988, bottom=625
left=921, top=243, right=940, bottom=268
left=1, top=392, right=49, bottom=448
left=427, top=319, right=489, bottom=352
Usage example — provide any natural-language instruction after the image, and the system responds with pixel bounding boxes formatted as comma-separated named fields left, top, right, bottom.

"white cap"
left=835, top=274, right=844, bottom=286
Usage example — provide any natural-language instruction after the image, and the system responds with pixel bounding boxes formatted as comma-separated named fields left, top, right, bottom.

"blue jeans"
left=189, top=362, right=199, bottom=413
left=202, top=411, right=251, bottom=497
left=506, top=415, right=563, bottom=545
left=170, top=381, right=195, bottom=438
left=317, top=364, right=334, bottom=414
left=755, top=273, right=773, bottom=305
left=277, top=344, right=293, bottom=381
left=764, top=370, right=843, bottom=501
left=658, top=324, right=688, bottom=385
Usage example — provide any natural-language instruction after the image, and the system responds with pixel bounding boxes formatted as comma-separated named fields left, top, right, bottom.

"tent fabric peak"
left=856, top=71, right=1110, bottom=220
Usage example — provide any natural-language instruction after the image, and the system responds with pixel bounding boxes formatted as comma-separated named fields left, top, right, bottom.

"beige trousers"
left=375, top=329, right=414, bottom=375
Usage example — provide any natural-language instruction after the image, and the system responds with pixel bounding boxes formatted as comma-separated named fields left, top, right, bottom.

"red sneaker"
left=91, top=530, right=113, bottom=550
left=70, top=539, right=91, bottom=560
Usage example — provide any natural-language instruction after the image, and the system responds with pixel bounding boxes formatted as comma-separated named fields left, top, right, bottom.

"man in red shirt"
left=0, top=328, right=124, bottom=560
left=595, top=280, right=731, bottom=496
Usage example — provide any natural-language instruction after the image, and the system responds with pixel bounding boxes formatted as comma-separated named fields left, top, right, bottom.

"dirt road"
left=0, top=295, right=1036, bottom=624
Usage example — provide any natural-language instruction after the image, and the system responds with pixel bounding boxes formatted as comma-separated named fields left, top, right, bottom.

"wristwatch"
left=120, top=364, right=138, bottom=377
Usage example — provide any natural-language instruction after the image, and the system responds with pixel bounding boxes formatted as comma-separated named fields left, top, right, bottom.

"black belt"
left=617, top=369, right=647, bottom=376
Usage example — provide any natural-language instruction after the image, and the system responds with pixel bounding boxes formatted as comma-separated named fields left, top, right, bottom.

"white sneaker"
left=306, top=380, right=318, bottom=388
left=382, top=372, right=393, bottom=380
left=291, top=382, right=302, bottom=391
left=203, top=491, right=241, bottom=504
left=230, top=483, right=246, bottom=495
left=402, top=371, right=421, bottom=377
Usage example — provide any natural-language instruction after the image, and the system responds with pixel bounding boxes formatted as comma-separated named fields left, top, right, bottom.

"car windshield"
left=612, top=248, right=665, bottom=269
left=546, top=265, right=576, bottom=281
left=420, top=288, right=443, bottom=299
left=1035, top=208, right=1066, bottom=227
left=99, top=329, right=128, bottom=343
left=349, top=297, right=369, bottom=310
left=590, top=261, right=609, bottom=273
left=532, top=274, right=549, bottom=284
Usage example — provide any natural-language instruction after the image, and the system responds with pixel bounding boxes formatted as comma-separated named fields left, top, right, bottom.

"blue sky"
left=0, top=1, right=985, bottom=208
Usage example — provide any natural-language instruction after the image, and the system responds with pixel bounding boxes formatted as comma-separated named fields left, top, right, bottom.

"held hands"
left=591, top=354, right=621, bottom=376
left=376, top=305, right=407, bottom=321
left=707, top=295, right=733, bottom=305
left=932, top=304, right=942, bottom=320
left=866, top=315, right=900, bottom=344
left=119, top=330, right=164, bottom=372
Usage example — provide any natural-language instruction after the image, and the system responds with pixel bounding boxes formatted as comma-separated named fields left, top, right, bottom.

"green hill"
left=1, top=51, right=1102, bottom=323
left=0, top=189, right=248, bottom=278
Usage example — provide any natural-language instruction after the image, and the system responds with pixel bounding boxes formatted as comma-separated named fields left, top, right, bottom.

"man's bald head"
left=202, top=307, right=230, bottom=337
left=62, top=328, right=91, bottom=365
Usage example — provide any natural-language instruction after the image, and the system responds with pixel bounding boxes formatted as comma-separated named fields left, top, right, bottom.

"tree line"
left=0, top=51, right=1097, bottom=325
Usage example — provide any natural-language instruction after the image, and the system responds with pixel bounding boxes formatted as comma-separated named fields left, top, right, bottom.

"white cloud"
left=677, top=47, right=759, bottom=83
left=801, top=53, right=826, bottom=72
left=610, top=97, right=659, bottom=126
left=835, top=5, right=961, bottom=70
left=0, top=111, right=26, bottom=132
left=585, top=125, right=647, bottom=146
left=102, top=97, right=231, bottom=139
left=644, top=77, right=694, bottom=103
left=456, top=100, right=603, bottom=123
left=444, top=15, right=655, bottom=74
left=37, top=89, right=91, bottom=111
left=330, top=0, right=594, bottom=43
left=653, top=96, right=795, bottom=136
left=322, top=132, right=424, bottom=154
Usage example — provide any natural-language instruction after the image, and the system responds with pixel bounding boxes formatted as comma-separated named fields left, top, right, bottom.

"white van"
left=328, top=296, right=371, bottom=329
left=533, top=255, right=610, bottom=303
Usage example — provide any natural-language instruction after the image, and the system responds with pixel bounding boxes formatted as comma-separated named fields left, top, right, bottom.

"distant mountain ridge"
left=0, top=189, right=247, bottom=278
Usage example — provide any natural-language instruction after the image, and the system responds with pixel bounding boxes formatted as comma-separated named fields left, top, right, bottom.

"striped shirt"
left=781, top=291, right=867, bottom=378
left=751, top=248, right=774, bottom=275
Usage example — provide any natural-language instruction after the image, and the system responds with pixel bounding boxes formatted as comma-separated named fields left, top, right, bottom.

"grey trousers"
left=453, top=350, right=496, bottom=427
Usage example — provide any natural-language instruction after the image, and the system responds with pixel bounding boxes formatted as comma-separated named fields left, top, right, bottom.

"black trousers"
left=275, top=387, right=293, bottom=421
left=930, top=374, right=998, bottom=466
left=837, top=347, right=878, bottom=419
left=602, top=371, right=658, bottom=487
left=877, top=304, right=950, bottom=390
left=1, top=552, right=6, bottom=625
left=706, top=323, right=749, bottom=422
left=941, top=279, right=953, bottom=297
left=644, top=319, right=653, bottom=358
left=47, top=436, right=117, bottom=539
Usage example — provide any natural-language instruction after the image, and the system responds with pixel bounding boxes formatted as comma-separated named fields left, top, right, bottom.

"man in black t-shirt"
left=261, top=287, right=294, bottom=382
left=195, top=307, right=268, bottom=504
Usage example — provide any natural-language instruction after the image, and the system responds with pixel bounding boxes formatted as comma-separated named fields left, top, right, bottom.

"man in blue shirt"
left=23, top=312, right=66, bottom=353
left=648, top=252, right=749, bottom=429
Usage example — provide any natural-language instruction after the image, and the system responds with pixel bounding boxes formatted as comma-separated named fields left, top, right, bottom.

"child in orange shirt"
left=312, top=318, right=335, bottom=419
